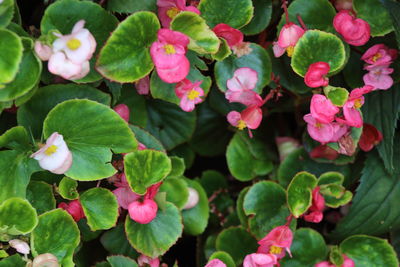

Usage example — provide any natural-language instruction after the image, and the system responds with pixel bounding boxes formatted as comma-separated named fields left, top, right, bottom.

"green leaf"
left=168, top=157, right=185, bottom=178
left=380, top=0, right=400, bottom=48
left=331, top=147, right=400, bottom=240
left=324, top=86, right=349, bottom=107
left=291, top=30, right=346, bottom=77
left=0, top=29, right=22, bottom=85
left=215, top=43, right=271, bottom=93
left=146, top=99, right=196, bottom=150
left=277, top=0, right=336, bottom=33
left=199, top=170, right=228, bottom=197
left=26, top=181, right=56, bottom=215
left=280, top=228, right=328, bottom=266
left=159, top=177, right=189, bottom=209
left=80, top=188, right=118, bottom=231
left=211, top=38, right=232, bottom=61
left=125, top=202, right=183, bottom=258
left=241, top=0, right=272, bottom=35
left=343, top=51, right=365, bottom=88
left=215, top=227, right=258, bottom=266
left=43, top=99, right=137, bottom=180
left=182, top=178, right=209, bottom=235
left=0, top=0, right=14, bottom=28
left=0, top=198, right=37, bottom=238
left=226, top=132, right=273, bottom=182
left=362, top=87, right=400, bottom=173
left=0, top=49, right=41, bottom=102
left=198, top=0, right=254, bottom=29
left=106, top=0, right=156, bottom=13
left=287, top=172, right=318, bottom=218
left=129, top=125, right=165, bottom=152
left=124, top=150, right=171, bottom=194
left=96, top=11, right=160, bottom=82
left=0, top=126, right=31, bottom=151
left=329, top=246, right=344, bottom=266
left=77, top=219, right=102, bottom=242
left=170, top=144, right=196, bottom=169
left=0, top=255, right=26, bottom=267
left=243, top=181, right=292, bottom=239
left=171, top=11, right=220, bottom=54
left=236, top=187, right=250, bottom=229
left=340, top=235, right=399, bottom=267
left=100, top=224, right=138, bottom=258
left=17, top=84, right=111, bottom=138
left=118, top=85, right=147, bottom=127
left=354, top=0, right=393, bottom=36
left=318, top=172, right=352, bottom=208
left=41, top=0, right=119, bottom=83
left=58, top=177, right=79, bottom=200
left=31, top=209, right=80, bottom=267
left=107, top=256, right=138, bottom=267
left=209, top=251, right=235, bottom=267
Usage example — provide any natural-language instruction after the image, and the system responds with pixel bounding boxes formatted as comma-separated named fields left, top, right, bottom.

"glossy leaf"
left=96, top=11, right=160, bottom=82
left=211, top=38, right=232, bottom=61
left=43, top=99, right=137, bottom=180
left=100, top=224, right=138, bottom=258
left=287, top=172, right=318, bottom=218
left=58, top=177, right=79, bottom=200
left=324, top=86, right=349, bottom=107
left=106, top=0, right=157, bottom=13
left=209, top=251, right=235, bottom=267
left=118, top=85, right=147, bottom=127
left=0, top=126, right=31, bottom=151
left=26, top=181, right=56, bottom=214
left=0, top=28, right=22, bottom=85
left=0, top=255, right=25, bottom=267
left=159, top=177, right=189, bottom=209
left=168, top=156, right=185, bottom=178
left=236, top=187, right=250, bottom=229
left=353, top=0, right=393, bottom=36
left=0, top=0, right=14, bottom=28
left=124, top=150, right=171, bottom=195
left=129, top=125, right=165, bottom=152
left=125, top=202, right=183, bottom=258
left=380, top=0, right=400, bottom=48
left=241, top=0, right=272, bottom=35
left=80, top=188, right=119, bottom=231
left=31, top=209, right=80, bottom=267
left=107, top=256, right=138, bottom=267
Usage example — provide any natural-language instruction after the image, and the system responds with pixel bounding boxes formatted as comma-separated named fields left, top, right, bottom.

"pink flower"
left=204, top=259, right=227, bottom=267
left=32, top=253, right=59, bottom=267
left=361, top=44, right=398, bottom=66
left=136, top=76, right=150, bottom=95
left=128, top=199, right=158, bottom=224
left=31, top=132, right=73, bottom=174
left=359, top=123, right=383, bottom=152
left=227, top=106, right=263, bottom=131
left=338, top=85, right=373, bottom=127
left=34, top=41, right=52, bottom=61
left=150, top=29, right=190, bottom=83
left=113, top=104, right=130, bottom=122
left=243, top=253, right=278, bottom=267
left=58, top=200, right=85, bottom=222
left=48, top=52, right=90, bottom=80
left=303, top=187, right=325, bottom=223
left=113, top=187, right=141, bottom=210
left=272, top=42, right=286, bottom=57
left=9, top=239, right=30, bottom=255
left=333, top=10, right=370, bottom=46
left=225, top=67, right=263, bottom=107
left=310, top=145, right=339, bottom=160
left=316, top=255, right=354, bottom=267
left=175, top=79, right=204, bottom=112
left=304, top=114, right=335, bottom=144
left=310, top=94, right=339, bottom=123
left=157, top=0, right=200, bottom=28
left=183, top=188, right=199, bottom=210
left=257, top=225, right=293, bottom=259
left=145, top=182, right=163, bottom=200
left=363, top=64, right=394, bottom=90
left=213, top=23, right=243, bottom=48
left=277, top=22, right=305, bottom=57
left=138, top=255, right=160, bottom=267
left=304, top=62, right=330, bottom=88
left=138, top=142, right=147, bottom=150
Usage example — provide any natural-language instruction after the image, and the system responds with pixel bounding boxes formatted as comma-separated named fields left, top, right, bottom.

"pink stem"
left=282, top=0, right=290, bottom=24
left=297, top=14, right=308, bottom=31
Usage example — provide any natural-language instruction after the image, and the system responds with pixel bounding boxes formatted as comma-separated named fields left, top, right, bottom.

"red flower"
left=359, top=123, right=383, bottom=152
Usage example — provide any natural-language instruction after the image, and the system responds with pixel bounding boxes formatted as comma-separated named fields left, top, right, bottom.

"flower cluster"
left=361, top=44, right=398, bottom=90
left=35, top=20, right=96, bottom=80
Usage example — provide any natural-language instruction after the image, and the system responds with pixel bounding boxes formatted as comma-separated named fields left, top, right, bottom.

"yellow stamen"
left=187, top=89, right=200, bottom=101
left=237, top=120, right=247, bottom=130
left=286, top=46, right=294, bottom=57
left=315, top=122, right=322, bottom=129
left=44, top=145, right=58, bottom=156
left=372, top=53, right=382, bottom=62
left=164, top=44, right=176, bottom=55
left=66, top=38, right=81, bottom=50
left=166, top=7, right=180, bottom=19
left=354, top=98, right=362, bottom=109
left=270, top=246, right=283, bottom=255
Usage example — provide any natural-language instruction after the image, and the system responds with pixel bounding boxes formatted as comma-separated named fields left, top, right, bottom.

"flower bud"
left=9, top=239, right=30, bottom=254
left=128, top=199, right=158, bottom=224
left=32, top=253, right=59, bottom=267
left=58, top=199, right=85, bottom=222
left=138, top=254, right=160, bottom=267
left=304, top=62, right=330, bottom=88
left=213, top=23, right=243, bottom=48
left=204, top=259, right=227, bottom=267
left=34, top=41, right=52, bottom=61
left=136, top=76, right=150, bottom=95
left=113, top=104, right=130, bottom=122
left=183, top=188, right=199, bottom=210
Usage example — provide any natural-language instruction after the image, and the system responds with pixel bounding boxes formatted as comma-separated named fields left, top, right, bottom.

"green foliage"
left=287, top=172, right=318, bottom=218
left=0, top=29, right=22, bottom=85
left=353, top=0, right=393, bottom=36
left=26, top=181, right=55, bottom=214
left=58, top=177, right=79, bottom=200
left=241, top=0, right=272, bottom=35
left=209, top=251, right=235, bottom=267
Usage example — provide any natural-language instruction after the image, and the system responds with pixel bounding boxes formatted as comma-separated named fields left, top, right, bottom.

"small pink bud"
left=138, top=254, right=160, bottom=267
left=34, top=41, right=52, bottom=61
left=304, top=62, right=330, bottom=88
left=204, top=259, right=227, bottom=267
left=136, top=76, right=150, bottom=95
left=128, top=199, right=158, bottom=224
left=183, top=188, right=199, bottom=210
left=9, top=239, right=30, bottom=255
left=58, top=200, right=85, bottom=222
left=32, top=253, right=59, bottom=267
left=113, top=104, right=130, bottom=122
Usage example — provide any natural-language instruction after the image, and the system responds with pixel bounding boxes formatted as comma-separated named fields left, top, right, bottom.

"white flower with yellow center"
left=31, top=132, right=72, bottom=174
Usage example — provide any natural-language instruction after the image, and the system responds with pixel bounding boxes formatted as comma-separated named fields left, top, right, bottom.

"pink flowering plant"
left=0, top=0, right=400, bottom=266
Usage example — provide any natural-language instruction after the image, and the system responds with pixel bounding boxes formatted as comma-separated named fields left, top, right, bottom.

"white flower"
left=32, top=253, right=59, bottom=267
left=183, top=188, right=199, bottom=210
left=34, top=41, right=52, bottom=61
left=9, top=239, right=30, bottom=255
left=31, top=132, right=72, bottom=174
left=48, top=52, right=90, bottom=80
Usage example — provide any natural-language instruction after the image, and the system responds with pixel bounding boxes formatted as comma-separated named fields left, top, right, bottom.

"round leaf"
left=287, top=172, right=318, bottom=218
left=291, top=30, right=346, bottom=77
left=58, top=177, right=79, bottom=200
left=159, top=178, right=189, bottom=209
left=100, top=224, right=138, bottom=258
left=168, top=156, right=185, bottom=178
left=236, top=187, right=250, bottom=229
left=353, top=0, right=393, bottom=36
left=215, top=43, right=271, bottom=93
left=209, top=251, right=235, bottom=267
left=31, top=209, right=80, bottom=267
left=124, top=150, right=172, bottom=195
left=171, top=11, right=220, bottom=54
left=26, top=181, right=56, bottom=215
left=41, top=0, right=119, bottom=83
left=211, top=38, right=232, bottom=61
left=340, top=235, right=399, bottom=267
left=0, top=254, right=26, bottom=267
left=125, top=202, right=183, bottom=258
left=241, top=0, right=272, bottom=35
left=107, top=256, right=138, bottom=267
left=198, top=0, right=254, bottom=29
left=96, top=11, right=160, bottom=82
left=80, top=188, right=119, bottom=231
left=0, top=28, right=23, bottom=85
left=0, top=0, right=14, bottom=28
left=43, top=99, right=137, bottom=180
